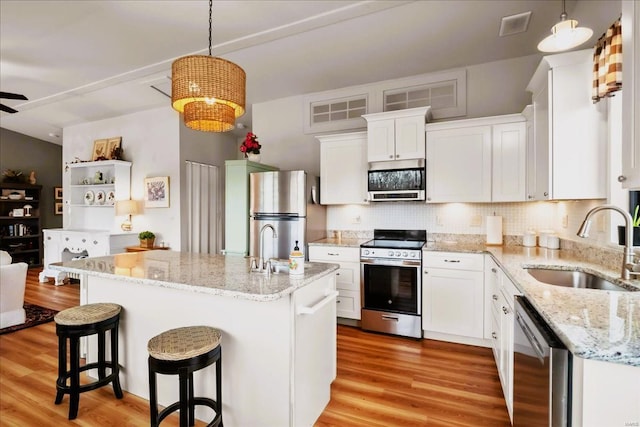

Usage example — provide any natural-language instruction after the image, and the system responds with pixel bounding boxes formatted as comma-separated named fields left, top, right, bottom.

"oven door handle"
left=381, top=314, right=400, bottom=322
left=360, top=258, right=421, bottom=267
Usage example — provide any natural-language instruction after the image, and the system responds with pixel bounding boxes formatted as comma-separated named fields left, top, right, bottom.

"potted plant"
left=239, top=132, right=262, bottom=162
left=138, top=231, right=156, bottom=248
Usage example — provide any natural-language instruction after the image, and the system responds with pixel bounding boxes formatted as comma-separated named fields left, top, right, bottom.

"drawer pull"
left=382, top=315, right=399, bottom=322
left=327, top=252, right=339, bottom=256
left=491, top=268, right=497, bottom=273
left=492, top=332, right=497, bottom=339
left=492, top=294, right=498, bottom=301
left=502, top=306, right=509, bottom=315
left=444, top=259, right=461, bottom=263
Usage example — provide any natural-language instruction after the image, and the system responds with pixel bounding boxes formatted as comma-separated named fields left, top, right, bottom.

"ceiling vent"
left=499, top=11, right=532, bottom=37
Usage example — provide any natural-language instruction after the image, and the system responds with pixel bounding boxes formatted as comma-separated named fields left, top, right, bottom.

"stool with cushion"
left=54, top=302, right=123, bottom=420
left=148, top=325, right=222, bottom=427
left=0, top=250, right=28, bottom=329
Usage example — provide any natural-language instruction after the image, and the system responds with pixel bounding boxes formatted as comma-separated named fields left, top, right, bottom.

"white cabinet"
left=492, top=121, right=526, bottom=202
left=65, top=160, right=132, bottom=231
left=622, top=1, right=640, bottom=188
left=308, top=245, right=361, bottom=320
left=526, top=49, right=607, bottom=200
left=422, top=251, right=484, bottom=341
left=316, top=131, right=368, bottom=205
left=40, top=228, right=137, bottom=286
left=485, top=255, right=521, bottom=422
left=425, top=114, right=526, bottom=203
left=363, top=107, right=430, bottom=162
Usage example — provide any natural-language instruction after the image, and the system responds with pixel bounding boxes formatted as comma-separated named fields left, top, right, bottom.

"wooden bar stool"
left=147, top=325, right=222, bottom=427
left=54, top=302, right=123, bottom=420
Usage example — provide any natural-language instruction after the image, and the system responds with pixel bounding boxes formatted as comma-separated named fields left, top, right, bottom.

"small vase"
left=247, top=153, right=261, bottom=163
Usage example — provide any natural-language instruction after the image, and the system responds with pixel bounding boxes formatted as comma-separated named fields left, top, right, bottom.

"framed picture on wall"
left=54, top=187, right=63, bottom=200
left=144, top=176, right=170, bottom=208
left=92, top=139, right=108, bottom=161
left=106, top=137, right=122, bottom=159
left=55, top=202, right=63, bottom=215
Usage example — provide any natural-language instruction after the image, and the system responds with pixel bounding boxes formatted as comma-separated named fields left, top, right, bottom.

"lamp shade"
left=115, top=199, right=139, bottom=216
left=184, top=101, right=236, bottom=132
left=171, top=55, right=246, bottom=119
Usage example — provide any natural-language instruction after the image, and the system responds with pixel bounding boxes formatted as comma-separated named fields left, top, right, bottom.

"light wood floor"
left=0, top=268, right=510, bottom=426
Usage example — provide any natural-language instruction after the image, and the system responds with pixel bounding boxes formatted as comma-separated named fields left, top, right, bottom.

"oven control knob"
left=363, top=250, right=369, bottom=256
left=388, top=251, right=394, bottom=257
left=402, top=251, right=408, bottom=257
left=395, top=251, right=401, bottom=257
left=410, top=252, right=416, bottom=258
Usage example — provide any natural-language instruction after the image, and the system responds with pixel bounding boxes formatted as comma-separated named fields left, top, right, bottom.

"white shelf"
left=70, top=184, right=115, bottom=188
left=70, top=204, right=115, bottom=207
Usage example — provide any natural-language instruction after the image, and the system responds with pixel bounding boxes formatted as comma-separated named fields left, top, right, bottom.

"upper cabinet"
left=622, top=1, right=640, bottom=189
left=425, top=114, right=526, bottom=203
left=526, top=49, right=607, bottom=200
left=316, top=131, right=368, bottom=205
left=363, top=107, right=431, bottom=162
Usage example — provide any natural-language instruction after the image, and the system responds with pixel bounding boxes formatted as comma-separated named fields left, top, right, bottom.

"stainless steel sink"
left=526, top=268, right=632, bottom=292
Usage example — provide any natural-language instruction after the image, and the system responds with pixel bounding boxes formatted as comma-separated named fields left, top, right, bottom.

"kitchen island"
left=50, top=251, right=339, bottom=427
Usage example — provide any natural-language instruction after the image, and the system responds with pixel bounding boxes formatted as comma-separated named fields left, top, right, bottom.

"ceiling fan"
left=0, top=91, right=28, bottom=113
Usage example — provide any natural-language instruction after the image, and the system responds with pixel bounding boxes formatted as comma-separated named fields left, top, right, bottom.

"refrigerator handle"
left=311, top=185, right=318, bottom=204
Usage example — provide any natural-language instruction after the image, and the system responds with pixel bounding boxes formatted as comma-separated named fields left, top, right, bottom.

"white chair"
left=0, top=250, right=28, bottom=328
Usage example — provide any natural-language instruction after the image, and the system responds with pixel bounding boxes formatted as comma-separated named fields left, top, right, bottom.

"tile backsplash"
left=327, top=199, right=625, bottom=251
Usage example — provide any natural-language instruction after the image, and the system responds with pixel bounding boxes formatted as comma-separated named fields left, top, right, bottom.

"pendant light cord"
left=208, top=0, right=213, bottom=56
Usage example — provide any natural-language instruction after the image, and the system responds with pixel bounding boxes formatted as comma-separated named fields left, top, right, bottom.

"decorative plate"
left=106, top=190, right=115, bottom=205
left=84, top=190, right=94, bottom=205
left=95, top=190, right=105, bottom=205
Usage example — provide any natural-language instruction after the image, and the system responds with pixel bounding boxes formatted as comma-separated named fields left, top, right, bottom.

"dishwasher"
left=513, top=296, right=571, bottom=427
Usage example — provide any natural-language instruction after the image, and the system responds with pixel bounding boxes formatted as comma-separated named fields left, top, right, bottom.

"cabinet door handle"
left=492, top=294, right=498, bottom=301
left=492, top=332, right=497, bottom=339
left=618, top=175, right=627, bottom=182
left=543, top=192, right=549, bottom=197
left=502, top=306, right=509, bottom=315
left=491, top=268, right=497, bottom=273
left=395, top=154, right=400, bottom=158
left=389, top=155, right=394, bottom=159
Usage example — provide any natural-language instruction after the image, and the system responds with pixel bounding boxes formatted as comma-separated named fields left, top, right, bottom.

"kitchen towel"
left=486, top=216, right=503, bottom=245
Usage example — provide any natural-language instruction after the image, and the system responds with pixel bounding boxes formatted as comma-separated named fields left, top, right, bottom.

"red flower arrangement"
left=240, top=132, right=261, bottom=156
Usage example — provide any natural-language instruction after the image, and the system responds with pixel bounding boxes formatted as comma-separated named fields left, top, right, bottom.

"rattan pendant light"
left=171, top=0, right=246, bottom=132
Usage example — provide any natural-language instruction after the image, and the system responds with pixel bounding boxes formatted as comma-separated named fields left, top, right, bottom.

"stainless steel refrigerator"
left=249, top=170, right=326, bottom=261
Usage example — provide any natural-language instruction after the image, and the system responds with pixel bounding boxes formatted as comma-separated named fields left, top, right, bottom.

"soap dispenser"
left=289, top=240, right=304, bottom=275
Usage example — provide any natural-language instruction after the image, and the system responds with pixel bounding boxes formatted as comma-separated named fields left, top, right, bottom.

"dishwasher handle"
left=516, top=311, right=546, bottom=362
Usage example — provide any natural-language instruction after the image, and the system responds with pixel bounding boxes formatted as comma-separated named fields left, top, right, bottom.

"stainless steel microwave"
left=367, top=159, right=425, bottom=202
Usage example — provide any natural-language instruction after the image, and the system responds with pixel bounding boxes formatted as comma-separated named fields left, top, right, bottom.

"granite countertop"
left=309, top=237, right=370, bottom=248
left=425, top=242, right=640, bottom=367
left=49, top=251, right=339, bottom=302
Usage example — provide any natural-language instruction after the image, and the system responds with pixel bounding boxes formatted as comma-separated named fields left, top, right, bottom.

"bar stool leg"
left=217, top=350, right=223, bottom=427
left=68, top=336, right=80, bottom=420
left=110, top=326, right=123, bottom=398
left=55, top=335, right=66, bottom=405
left=179, top=368, right=189, bottom=427
left=98, top=330, right=106, bottom=379
left=149, top=361, right=158, bottom=427
left=188, top=371, right=195, bottom=426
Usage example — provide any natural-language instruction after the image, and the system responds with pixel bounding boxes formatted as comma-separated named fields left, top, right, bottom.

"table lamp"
left=115, top=199, right=138, bottom=231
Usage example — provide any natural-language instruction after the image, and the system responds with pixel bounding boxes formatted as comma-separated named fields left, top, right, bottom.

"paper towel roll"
left=486, top=216, right=503, bottom=245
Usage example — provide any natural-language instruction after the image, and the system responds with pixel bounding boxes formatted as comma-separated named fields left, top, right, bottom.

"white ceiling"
left=0, top=0, right=619, bottom=144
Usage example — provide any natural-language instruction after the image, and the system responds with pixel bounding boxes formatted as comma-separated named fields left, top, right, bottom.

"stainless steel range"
left=360, top=229, right=426, bottom=339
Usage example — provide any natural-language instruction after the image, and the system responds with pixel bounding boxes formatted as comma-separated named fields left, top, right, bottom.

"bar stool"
left=147, top=325, right=222, bottom=427
left=54, top=302, right=123, bottom=420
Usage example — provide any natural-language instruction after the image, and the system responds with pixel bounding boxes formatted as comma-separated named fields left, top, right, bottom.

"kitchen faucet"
left=256, top=224, right=277, bottom=273
left=577, top=204, right=639, bottom=280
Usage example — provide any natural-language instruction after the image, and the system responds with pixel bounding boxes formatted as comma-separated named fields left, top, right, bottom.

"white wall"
left=64, top=107, right=180, bottom=249
left=253, top=54, right=541, bottom=178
